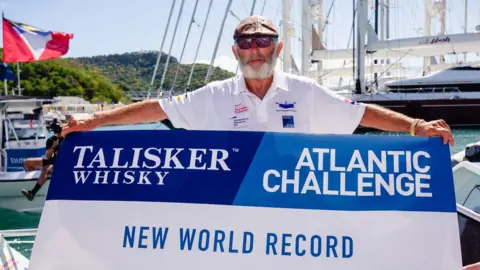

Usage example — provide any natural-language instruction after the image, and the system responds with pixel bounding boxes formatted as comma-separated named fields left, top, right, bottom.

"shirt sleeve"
left=311, top=82, right=366, bottom=134
left=158, top=86, right=213, bottom=130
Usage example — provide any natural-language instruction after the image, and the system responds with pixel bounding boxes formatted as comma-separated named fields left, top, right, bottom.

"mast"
left=354, top=0, right=368, bottom=94
left=186, top=0, right=213, bottom=90
left=282, top=0, right=292, bottom=73
left=235, top=0, right=257, bottom=75
left=316, top=0, right=324, bottom=85
left=301, top=0, right=311, bottom=76
left=158, top=0, right=186, bottom=97
left=373, top=0, right=379, bottom=89
left=169, top=0, right=200, bottom=96
left=149, top=0, right=176, bottom=98
left=423, top=0, right=431, bottom=75
left=464, top=0, right=468, bottom=62
left=204, top=0, right=233, bottom=84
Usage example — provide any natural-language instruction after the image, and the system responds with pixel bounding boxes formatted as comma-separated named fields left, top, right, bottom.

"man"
left=21, top=119, right=64, bottom=201
left=61, top=15, right=454, bottom=146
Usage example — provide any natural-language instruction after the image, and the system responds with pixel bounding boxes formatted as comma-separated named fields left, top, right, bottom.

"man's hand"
left=61, top=113, right=98, bottom=137
left=464, top=262, right=480, bottom=270
left=415, top=119, right=455, bottom=146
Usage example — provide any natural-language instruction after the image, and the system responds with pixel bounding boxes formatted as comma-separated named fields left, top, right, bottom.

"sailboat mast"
left=282, top=0, right=292, bottom=73
left=464, top=0, right=468, bottom=62
left=158, top=0, right=186, bottom=97
left=204, top=0, right=233, bottom=84
left=16, top=62, right=21, bottom=95
left=235, top=0, right=257, bottom=75
left=169, top=0, right=200, bottom=95
left=355, top=0, right=367, bottom=94
left=301, top=0, right=311, bottom=76
left=186, top=0, right=213, bottom=90
left=149, top=0, right=176, bottom=97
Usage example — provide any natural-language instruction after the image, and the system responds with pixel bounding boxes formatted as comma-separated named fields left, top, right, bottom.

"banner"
left=29, top=130, right=463, bottom=270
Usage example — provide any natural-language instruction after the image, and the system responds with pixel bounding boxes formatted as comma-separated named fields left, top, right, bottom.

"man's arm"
left=92, top=99, right=167, bottom=127
left=360, top=104, right=415, bottom=132
left=360, top=103, right=455, bottom=146
left=62, top=99, right=167, bottom=137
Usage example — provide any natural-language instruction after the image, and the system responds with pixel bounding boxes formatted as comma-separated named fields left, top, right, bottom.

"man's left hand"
left=415, top=119, right=455, bottom=146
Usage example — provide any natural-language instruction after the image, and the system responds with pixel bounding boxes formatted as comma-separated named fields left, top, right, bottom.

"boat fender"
left=465, top=141, right=480, bottom=163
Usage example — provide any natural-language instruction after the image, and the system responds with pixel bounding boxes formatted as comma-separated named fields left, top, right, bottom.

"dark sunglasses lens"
left=237, top=39, right=252, bottom=49
left=256, top=37, right=273, bottom=48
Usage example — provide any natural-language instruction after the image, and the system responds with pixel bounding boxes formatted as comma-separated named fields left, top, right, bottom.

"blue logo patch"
left=282, top=115, right=295, bottom=128
left=276, top=101, right=296, bottom=109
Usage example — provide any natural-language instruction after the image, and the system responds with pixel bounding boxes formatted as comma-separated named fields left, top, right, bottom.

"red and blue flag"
left=2, top=17, right=73, bottom=63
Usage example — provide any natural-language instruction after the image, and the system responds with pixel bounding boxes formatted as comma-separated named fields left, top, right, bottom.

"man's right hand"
left=61, top=113, right=99, bottom=137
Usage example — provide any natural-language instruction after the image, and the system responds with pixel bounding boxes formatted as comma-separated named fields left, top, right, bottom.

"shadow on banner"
left=29, top=130, right=462, bottom=270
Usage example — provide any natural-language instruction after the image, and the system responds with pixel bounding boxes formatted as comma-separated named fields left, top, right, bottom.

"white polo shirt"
left=158, top=70, right=366, bottom=134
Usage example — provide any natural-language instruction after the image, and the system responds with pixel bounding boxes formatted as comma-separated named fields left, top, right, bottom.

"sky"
left=1, top=0, right=479, bottom=87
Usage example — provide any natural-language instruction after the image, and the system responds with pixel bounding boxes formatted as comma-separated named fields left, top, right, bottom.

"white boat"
left=384, top=66, right=480, bottom=93
left=0, top=96, right=55, bottom=213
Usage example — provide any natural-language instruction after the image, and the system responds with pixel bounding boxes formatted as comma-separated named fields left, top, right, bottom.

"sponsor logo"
left=282, top=115, right=295, bottom=128
left=276, top=101, right=297, bottom=112
left=233, top=117, right=249, bottom=128
left=234, top=103, right=248, bottom=114
left=71, top=146, right=233, bottom=186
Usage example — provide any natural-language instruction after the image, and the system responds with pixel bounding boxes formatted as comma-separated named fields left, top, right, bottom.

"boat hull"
left=360, top=98, right=480, bottom=127
left=0, top=171, right=50, bottom=213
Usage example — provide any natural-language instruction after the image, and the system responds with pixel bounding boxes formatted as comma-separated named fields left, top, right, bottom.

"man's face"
left=232, top=36, right=283, bottom=79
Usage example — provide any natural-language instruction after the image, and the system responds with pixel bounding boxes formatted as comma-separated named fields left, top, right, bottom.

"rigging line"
left=240, top=0, right=249, bottom=15
left=186, top=0, right=214, bottom=91
left=260, top=0, right=266, bottom=15
left=365, top=49, right=411, bottom=86
left=205, top=0, right=234, bottom=84
left=236, top=0, right=258, bottom=76
left=148, top=0, right=176, bottom=98
left=229, top=10, right=242, bottom=21
left=322, top=0, right=336, bottom=32
left=157, top=0, right=187, bottom=97
left=317, top=60, right=355, bottom=80
left=169, top=0, right=201, bottom=96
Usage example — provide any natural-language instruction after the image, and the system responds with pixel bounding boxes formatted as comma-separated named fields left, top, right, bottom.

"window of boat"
left=7, top=119, right=46, bottom=140
left=463, top=186, right=480, bottom=213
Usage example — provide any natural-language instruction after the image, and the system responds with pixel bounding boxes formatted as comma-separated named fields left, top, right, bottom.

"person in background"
left=21, top=119, right=64, bottom=201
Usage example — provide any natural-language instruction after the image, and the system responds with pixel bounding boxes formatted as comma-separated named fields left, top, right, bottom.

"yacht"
left=0, top=96, right=55, bottom=213
left=345, top=66, right=480, bottom=128
left=384, top=66, right=480, bottom=93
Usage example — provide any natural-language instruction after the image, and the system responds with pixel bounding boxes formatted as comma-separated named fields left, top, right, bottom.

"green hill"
left=1, top=49, right=126, bottom=103
left=0, top=50, right=235, bottom=103
left=72, top=51, right=235, bottom=95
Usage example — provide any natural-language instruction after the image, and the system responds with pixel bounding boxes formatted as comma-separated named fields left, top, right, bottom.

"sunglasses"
left=235, top=37, right=277, bottom=50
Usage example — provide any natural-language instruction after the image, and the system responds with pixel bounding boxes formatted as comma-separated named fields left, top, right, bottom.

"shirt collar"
left=234, top=69, right=289, bottom=95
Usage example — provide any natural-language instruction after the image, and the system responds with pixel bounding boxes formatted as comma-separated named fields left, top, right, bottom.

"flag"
left=2, top=17, right=74, bottom=63
left=0, top=63, right=16, bottom=81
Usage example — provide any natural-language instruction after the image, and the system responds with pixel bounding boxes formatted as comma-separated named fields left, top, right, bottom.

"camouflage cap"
left=233, top=15, right=279, bottom=39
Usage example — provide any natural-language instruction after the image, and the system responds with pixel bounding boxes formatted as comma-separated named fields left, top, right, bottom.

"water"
left=0, top=124, right=478, bottom=259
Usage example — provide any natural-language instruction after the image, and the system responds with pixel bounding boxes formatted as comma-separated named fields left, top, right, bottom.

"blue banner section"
left=48, top=130, right=456, bottom=213
left=6, top=148, right=45, bottom=172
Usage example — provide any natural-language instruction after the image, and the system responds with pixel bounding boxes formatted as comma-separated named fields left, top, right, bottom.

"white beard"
left=237, top=47, right=278, bottom=79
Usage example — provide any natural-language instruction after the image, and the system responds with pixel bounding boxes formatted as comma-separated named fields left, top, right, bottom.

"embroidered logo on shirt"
left=276, top=101, right=297, bottom=112
left=233, top=117, right=249, bottom=128
left=282, top=115, right=295, bottom=128
left=234, top=103, right=248, bottom=113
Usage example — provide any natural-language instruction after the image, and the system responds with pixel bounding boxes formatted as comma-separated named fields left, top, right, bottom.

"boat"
left=384, top=66, right=480, bottom=93
left=0, top=96, right=55, bottom=213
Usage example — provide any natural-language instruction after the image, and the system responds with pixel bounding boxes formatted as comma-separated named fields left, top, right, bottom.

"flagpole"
left=16, top=62, right=21, bottom=95
left=4, top=79, right=7, bottom=96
